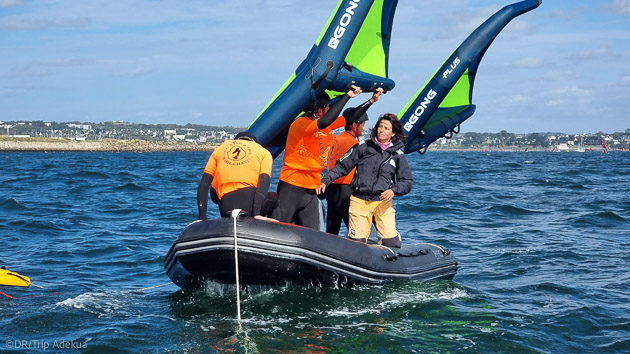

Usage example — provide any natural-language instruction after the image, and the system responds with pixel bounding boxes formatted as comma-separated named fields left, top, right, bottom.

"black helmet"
left=234, top=131, right=258, bottom=143
left=343, top=107, right=368, bottom=125
left=305, top=94, right=331, bottom=113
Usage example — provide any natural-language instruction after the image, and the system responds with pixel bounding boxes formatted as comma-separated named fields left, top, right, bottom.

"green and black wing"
left=247, top=0, right=399, bottom=157
left=399, top=0, right=542, bottom=153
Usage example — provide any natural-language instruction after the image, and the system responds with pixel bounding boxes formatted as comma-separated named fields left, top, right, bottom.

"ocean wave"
left=4, top=150, right=630, bottom=352
left=326, top=286, right=468, bottom=318
left=8, top=218, right=71, bottom=233
left=56, top=292, right=133, bottom=316
left=0, top=197, right=27, bottom=210
left=114, top=171, right=140, bottom=178
left=574, top=211, right=626, bottom=227
left=69, top=170, right=111, bottom=179
left=111, top=182, right=148, bottom=191
left=488, top=204, right=545, bottom=216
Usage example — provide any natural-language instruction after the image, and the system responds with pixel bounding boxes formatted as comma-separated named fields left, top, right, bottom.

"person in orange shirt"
left=325, top=88, right=383, bottom=235
left=271, top=85, right=362, bottom=229
left=197, top=131, right=277, bottom=221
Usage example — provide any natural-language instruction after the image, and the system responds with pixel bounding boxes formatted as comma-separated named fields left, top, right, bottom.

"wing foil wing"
left=399, top=0, right=542, bottom=153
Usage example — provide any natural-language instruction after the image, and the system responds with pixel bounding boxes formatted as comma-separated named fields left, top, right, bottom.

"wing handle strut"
left=311, top=60, right=335, bottom=90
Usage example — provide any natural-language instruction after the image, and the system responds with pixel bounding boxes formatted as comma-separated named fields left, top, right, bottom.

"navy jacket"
left=322, top=138, right=413, bottom=201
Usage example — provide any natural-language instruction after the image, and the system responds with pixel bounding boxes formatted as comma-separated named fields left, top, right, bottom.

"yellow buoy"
left=0, top=268, right=31, bottom=287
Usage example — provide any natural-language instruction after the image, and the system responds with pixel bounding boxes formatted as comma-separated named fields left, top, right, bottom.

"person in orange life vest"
left=197, top=131, right=278, bottom=221
left=325, top=88, right=384, bottom=235
left=271, top=85, right=362, bottom=229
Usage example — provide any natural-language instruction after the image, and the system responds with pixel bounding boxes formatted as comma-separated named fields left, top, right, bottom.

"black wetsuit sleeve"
left=347, top=99, right=373, bottom=121
left=317, top=93, right=351, bottom=129
left=321, top=143, right=360, bottom=185
left=252, top=173, right=271, bottom=216
left=197, top=172, right=213, bottom=220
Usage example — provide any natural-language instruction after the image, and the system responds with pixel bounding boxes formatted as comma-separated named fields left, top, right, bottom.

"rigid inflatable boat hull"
left=164, top=217, right=457, bottom=288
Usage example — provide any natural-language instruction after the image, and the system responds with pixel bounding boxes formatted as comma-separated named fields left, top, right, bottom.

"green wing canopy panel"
left=247, top=0, right=398, bottom=158
left=399, top=0, right=542, bottom=154
left=327, top=0, right=397, bottom=99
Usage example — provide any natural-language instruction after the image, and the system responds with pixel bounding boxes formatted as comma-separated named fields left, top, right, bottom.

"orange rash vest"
left=204, top=139, right=272, bottom=199
left=279, top=115, right=346, bottom=189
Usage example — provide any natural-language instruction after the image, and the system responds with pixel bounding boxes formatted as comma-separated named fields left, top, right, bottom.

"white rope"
left=231, top=209, right=243, bottom=323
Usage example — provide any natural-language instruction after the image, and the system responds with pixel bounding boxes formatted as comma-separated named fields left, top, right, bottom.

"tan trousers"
left=347, top=195, right=401, bottom=244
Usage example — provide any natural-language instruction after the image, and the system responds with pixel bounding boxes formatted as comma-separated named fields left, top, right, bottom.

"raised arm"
left=317, top=85, right=363, bottom=129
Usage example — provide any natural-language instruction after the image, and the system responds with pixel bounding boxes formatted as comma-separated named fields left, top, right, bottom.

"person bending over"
left=197, top=131, right=277, bottom=221
left=318, top=114, right=413, bottom=248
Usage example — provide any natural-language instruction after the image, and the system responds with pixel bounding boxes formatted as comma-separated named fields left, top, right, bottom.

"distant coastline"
left=2, top=120, right=629, bottom=151
left=2, top=137, right=610, bottom=153
left=0, top=137, right=217, bottom=152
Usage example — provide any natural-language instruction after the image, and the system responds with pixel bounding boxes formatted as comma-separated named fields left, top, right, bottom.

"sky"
left=1, top=0, right=629, bottom=134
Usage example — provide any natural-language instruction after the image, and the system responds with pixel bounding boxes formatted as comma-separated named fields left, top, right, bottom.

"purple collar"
left=373, top=137, right=393, bottom=151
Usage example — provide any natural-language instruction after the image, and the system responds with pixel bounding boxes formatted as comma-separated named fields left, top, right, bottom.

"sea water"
left=1, top=151, right=629, bottom=352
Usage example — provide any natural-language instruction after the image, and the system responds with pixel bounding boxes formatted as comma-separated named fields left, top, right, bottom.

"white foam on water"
left=327, top=287, right=468, bottom=317
left=55, top=291, right=131, bottom=316
left=442, top=333, right=477, bottom=347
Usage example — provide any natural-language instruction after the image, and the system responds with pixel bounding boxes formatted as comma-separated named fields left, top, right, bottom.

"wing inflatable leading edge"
left=399, top=0, right=542, bottom=154
left=247, top=0, right=399, bottom=158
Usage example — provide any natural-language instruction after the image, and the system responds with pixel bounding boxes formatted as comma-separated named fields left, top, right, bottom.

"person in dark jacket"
left=318, top=114, right=413, bottom=248
left=325, top=88, right=383, bottom=235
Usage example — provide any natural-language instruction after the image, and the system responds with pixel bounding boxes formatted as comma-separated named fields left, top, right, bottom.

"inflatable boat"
left=164, top=216, right=457, bottom=289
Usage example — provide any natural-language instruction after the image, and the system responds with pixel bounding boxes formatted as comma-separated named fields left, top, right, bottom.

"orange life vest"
left=328, top=130, right=358, bottom=185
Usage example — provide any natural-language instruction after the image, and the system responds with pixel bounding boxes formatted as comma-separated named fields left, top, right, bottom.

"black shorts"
left=219, top=187, right=277, bottom=218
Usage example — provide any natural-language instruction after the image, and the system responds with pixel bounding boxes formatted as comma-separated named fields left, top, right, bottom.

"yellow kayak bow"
left=0, top=268, right=31, bottom=287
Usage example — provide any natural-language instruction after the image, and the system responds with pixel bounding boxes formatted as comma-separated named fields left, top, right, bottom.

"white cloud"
left=0, top=0, right=20, bottom=7
left=45, top=58, right=93, bottom=67
left=0, top=88, right=23, bottom=96
left=543, top=71, right=581, bottom=81
left=575, top=47, right=613, bottom=59
left=544, top=86, right=597, bottom=107
left=513, top=57, right=544, bottom=68
left=546, top=99, right=566, bottom=107
left=6, top=58, right=93, bottom=79
left=506, top=95, right=529, bottom=104
left=551, top=87, right=595, bottom=98
left=112, top=67, right=156, bottom=78
left=0, top=16, right=91, bottom=29
left=609, top=0, right=630, bottom=15
left=546, top=9, right=581, bottom=20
